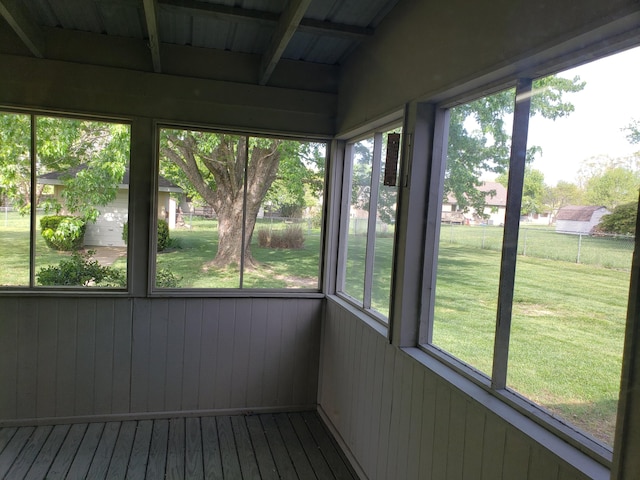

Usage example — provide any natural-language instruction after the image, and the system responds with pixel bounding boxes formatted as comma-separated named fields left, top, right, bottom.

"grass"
left=0, top=211, right=630, bottom=444
left=433, top=242, right=628, bottom=445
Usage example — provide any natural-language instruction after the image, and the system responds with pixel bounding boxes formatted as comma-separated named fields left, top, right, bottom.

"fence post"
left=482, top=224, right=486, bottom=249
left=577, top=233, right=582, bottom=264
left=523, top=228, right=528, bottom=256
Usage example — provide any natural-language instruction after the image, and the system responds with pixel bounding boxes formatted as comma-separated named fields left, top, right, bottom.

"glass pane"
left=244, top=139, right=325, bottom=289
left=0, top=112, right=31, bottom=286
left=431, top=89, right=515, bottom=375
left=157, top=129, right=245, bottom=288
left=507, top=48, right=640, bottom=445
left=34, top=117, right=130, bottom=288
left=371, top=128, right=401, bottom=317
left=342, top=137, right=374, bottom=302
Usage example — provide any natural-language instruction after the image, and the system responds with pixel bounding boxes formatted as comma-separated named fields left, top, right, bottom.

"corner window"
left=423, top=47, right=640, bottom=449
left=337, top=125, right=402, bottom=321
left=0, top=112, right=130, bottom=289
left=155, top=127, right=326, bottom=289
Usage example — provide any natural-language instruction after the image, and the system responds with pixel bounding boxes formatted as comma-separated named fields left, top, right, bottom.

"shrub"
left=156, top=268, right=181, bottom=288
left=257, top=225, right=305, bottom=249
left=122, top=219, right=171, bottom=251
left=157, top=219, right=170, bottom=251
left=36, top=250, right=125, bottom=287
left=597, top=202, right=637, bottom=236
left=40, top=215, right=86, bottom=251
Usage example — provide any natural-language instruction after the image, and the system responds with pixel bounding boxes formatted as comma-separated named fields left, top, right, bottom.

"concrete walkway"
left=84, top=246, right=127, bottom=266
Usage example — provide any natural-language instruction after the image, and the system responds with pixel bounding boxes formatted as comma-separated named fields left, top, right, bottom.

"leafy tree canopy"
left=597, top=201, right=637, bottom=235
left=584, top=166, right=640, bottom=210
left=447, top=75, right=585, bottom=212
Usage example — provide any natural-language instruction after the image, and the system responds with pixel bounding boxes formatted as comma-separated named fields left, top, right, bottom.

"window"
left=423, top=47, right=640, bottom=451
left=0, top=112, right=130, bottom=289
left=155, top=127, right=326, bottom=289
left=337, top=125, right=401, bottom=320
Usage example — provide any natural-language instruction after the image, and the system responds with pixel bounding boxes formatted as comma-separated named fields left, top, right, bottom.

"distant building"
left=442, top=181, right=507, bottom=225
left=555, top=205, right=610, bottom=235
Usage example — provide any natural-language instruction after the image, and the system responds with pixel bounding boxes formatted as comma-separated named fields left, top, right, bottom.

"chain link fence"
left=440, top=223, right=634, bottom=271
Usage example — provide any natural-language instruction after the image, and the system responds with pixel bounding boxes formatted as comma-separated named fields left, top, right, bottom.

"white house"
left=442, top=181, right=508, bottom=225
left=555, top=205, right=610, bottom=235
left=39, top=167, right=183, bottom=247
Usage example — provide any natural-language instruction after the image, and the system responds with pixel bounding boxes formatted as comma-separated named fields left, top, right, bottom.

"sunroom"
left=1, top=0, right=640, bottom=479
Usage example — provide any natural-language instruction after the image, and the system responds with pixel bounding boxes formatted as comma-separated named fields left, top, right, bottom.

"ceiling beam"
left=259, top=0, right=312, bottom=85
left=142, top=0, right=162, bottom=72
left=158, top=0, right=372, bottom=39
left=0, top=0, right=45, bottom=58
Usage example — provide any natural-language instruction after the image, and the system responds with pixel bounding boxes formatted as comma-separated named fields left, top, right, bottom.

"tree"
left=543, top=180, right=583, bottom=220
left=584, top=166, right=640, bottom=210
left=597, top=202, right=637, bottom=235
left=160, top=131, right=322, bottom=269
left=0, top=114, right=129, bottom=219
left=496, top=166, right=545, bottom=216
left=447, top=75, right=585, bottom=212
left=625, top=119, right=640, bottom=145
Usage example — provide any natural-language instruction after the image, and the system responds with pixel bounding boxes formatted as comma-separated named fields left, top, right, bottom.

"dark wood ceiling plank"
left=259, top=0, right=312, bottom=86
left=143, top=0, right=162, bottom=72
left=0, top=0, right=45, bottom=58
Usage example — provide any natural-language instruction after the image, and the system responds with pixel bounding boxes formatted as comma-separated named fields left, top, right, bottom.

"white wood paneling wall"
left=319, top=299, right=606, bottom=480
left=0, top=296, right=322, bottom=423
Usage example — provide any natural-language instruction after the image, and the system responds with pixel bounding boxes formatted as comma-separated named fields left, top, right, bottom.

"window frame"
left=335, top=122, right=403, bottom=324
left=150, top=122, right=330, bottom=294
left=0, top=107, right=132, bottom=293
left=418, top=78, right=617, bottom=464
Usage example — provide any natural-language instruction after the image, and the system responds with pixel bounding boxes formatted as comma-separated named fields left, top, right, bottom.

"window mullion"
left=239, top=134, right=250, bottom=288
left=336, top=143, right=354, bottom=293
left=363, top=132, right=383, bottom=309
left=491, top=79, right=533, bottom=390
left=29, top=115, right=36, bottom=288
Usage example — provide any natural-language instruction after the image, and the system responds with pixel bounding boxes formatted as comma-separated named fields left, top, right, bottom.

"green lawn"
left=0, top=211, right=630, bottom=444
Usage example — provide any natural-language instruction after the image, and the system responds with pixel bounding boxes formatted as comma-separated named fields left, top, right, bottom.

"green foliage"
left=0, top=113, right=129, bottom=217
left=597, top=202, right=637, bottom=235
left=157, top=219, right=170, bottom=251
left=584, top=166, right=640, bottom=210
left=543, top=180, right=584, bottom=213
left=496, top=167, right=546, bottom=215
left=257, top=226, right=305, bottom=249
left=155, top=268, right=182, bottom=288
left=122, top=219, right=171, bottom=251
left=40, top=215, right=86, bottom=251
left=36, top=250, right=125, bottom=287
left=446, top=75, right=585, bottom=213
left=625, top=119, right=640, bottom=145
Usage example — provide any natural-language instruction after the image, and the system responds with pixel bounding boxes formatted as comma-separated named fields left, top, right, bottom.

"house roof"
left=39, top=165, right=183, bottom=193
left=1, top=0, right=399, bottom=88
left=556, top=205, right=607, bottom=221
left=445, top=181, right=508, bottom=207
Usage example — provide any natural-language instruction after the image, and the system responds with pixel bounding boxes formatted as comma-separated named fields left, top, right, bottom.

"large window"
left=155, top=127, right=326, bottom=289
left=0, top=112, right=130, bottom=289
left=337, top=125, right=401, bottom=320
left=424, top=47, right=640, bottom=451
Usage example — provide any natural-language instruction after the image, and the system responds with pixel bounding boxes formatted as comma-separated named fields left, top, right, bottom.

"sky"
left=525, top=45, right=640, bottom=186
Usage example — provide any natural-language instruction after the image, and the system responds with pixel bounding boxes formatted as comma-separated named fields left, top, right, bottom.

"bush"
left=597, top=202, right=637, bottom=236
left=257, top=225, right=305, bottom=249
left=36, top=250, right=125, bottom=287
left=40, top=215, right=86, bottom=251
left=156, top=268, right=181, bottom=288
left=122, top=219, right=171, bottom=251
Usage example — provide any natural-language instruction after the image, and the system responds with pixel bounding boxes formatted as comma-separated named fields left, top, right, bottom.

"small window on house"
left=337, top=125, right=402, bottom=321
left=0, top=112, right=130, bottom=288
left=155, top=127, right=326, bottom=289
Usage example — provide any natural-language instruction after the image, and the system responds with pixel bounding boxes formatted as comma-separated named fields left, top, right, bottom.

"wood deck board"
left=0, top=412, right=356, bottom=479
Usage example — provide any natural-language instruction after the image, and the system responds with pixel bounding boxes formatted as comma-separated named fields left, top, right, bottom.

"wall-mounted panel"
left=0, top=296, right=322, bottom=423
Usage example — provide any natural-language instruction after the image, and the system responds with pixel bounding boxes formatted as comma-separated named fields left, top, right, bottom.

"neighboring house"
left=555, top=205, right=610, bottom=235
left=39, top=166, right=183, bottom=247
left=442, top=181, right=508, bottom=225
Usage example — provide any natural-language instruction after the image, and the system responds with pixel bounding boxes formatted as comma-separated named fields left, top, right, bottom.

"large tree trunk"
left=163, top=133, right=281, bottom=270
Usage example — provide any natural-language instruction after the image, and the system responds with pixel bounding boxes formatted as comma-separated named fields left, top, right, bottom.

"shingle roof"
left=556, top=205, right=605, bottom=221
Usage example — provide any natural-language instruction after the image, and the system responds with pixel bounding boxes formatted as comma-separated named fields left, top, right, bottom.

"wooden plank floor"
left=0, top=412, right=358, bottom=479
